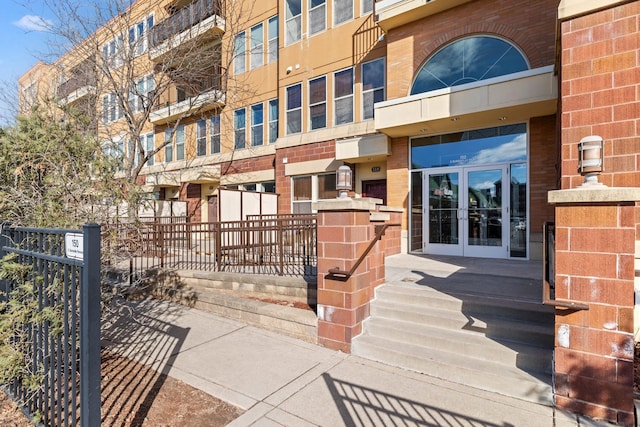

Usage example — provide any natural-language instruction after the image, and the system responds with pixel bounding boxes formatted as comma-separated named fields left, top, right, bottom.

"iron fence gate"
left=0, top=223, right=101, bottom=427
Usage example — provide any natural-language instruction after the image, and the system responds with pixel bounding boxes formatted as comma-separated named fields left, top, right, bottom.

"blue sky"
left=0, top=1, right=55, bottom=122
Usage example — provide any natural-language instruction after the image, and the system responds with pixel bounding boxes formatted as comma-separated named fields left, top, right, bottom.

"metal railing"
left=103, top=215, right=317, bottom=282
left=151, top=66, right=225, bottom=113
left=56, top=59, right=97, bottom=101
left=0, top=223, right=101, bottom=427
left=150, top=0, right=224, bottom=48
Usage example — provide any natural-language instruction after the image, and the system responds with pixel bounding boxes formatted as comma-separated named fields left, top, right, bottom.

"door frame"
left=422, top=165, right=510, bottom=259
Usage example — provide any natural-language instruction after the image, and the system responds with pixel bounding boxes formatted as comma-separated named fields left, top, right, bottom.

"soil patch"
left=0, top=349, right=243, bottom=426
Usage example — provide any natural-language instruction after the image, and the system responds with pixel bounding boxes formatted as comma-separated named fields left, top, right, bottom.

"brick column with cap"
left=314, top=198, right=387, bottom=353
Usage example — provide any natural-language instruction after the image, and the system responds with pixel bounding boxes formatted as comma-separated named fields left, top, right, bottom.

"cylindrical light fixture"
left=336, top=165, right=352, bottom=198
left=577, top=135, right=604, bottom=186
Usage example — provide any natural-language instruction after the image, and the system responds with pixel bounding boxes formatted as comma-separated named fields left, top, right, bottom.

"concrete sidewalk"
left=102, top=298, right=615, bottom=427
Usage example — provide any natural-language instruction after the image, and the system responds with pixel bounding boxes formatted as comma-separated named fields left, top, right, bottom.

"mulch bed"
left=0, top=349, right=243, bottom=426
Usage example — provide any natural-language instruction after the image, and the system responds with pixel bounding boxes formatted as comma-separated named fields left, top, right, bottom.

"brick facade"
left=552, top=202, right=636, bottom=426
left=560, top=2, right=640, bottom=189
left=275, top=140, right=336, bottom=214
left=553, top=2, right=640, bottom=425
left=316, top=201, right=400, bottom=353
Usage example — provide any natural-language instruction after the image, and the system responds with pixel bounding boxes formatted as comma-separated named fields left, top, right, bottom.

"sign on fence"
left=65, top=232, right=84, bottom=260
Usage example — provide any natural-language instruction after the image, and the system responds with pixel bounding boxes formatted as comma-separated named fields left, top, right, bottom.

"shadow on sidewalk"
left=323, top=373, right=513, bottom=427
left=101, top=299, right=190, bottom=425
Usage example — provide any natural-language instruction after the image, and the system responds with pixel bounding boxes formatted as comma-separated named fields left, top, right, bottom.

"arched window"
left=411, top=36, right=529, bottom=95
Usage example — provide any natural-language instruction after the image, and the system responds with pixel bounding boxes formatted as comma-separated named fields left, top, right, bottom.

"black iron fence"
left=103, top=215, right=317, bottom=283
left=0, top=223, right=101, bottom=427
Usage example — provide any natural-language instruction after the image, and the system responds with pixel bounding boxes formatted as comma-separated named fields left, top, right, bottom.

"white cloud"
left=13, top=15, right=53, bottom=32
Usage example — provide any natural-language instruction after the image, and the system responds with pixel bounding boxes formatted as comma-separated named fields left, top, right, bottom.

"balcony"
left=374, top=0, right=473, bottom=31
left=149, top=67, right=226, bottom=124
left=57, top=63, right=97, bottom=106
left=374, top=66, right=557, bottom=137
left=149, top=0, right=225, bottom=62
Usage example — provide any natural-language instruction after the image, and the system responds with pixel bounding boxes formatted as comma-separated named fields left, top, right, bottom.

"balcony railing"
left=150, top=0, right=223, bottom=49
left=57, top=59, right=97, bottom=102
left=152, top=66, right=225, bottom=113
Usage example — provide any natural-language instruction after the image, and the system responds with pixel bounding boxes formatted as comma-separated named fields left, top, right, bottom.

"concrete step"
left=192, top=288, right=317, bottom=343
left=362, top=317, right=553, bottom=374
left=352, top=283, right=554, bottom=406
left=376, top=283, right=554, bottom=324
left=351, top=334, right=553, bottom=406
left=371, top=299, right=553, bottom=348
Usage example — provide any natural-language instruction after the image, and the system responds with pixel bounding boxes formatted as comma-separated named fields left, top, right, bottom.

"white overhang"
left=374, top=66, right=558, bottom=138
left=375, top=0, right=473, bottom=31
left=335, top=133, right=390, bottom=163
left=149, top=89, right=225, bottom=124
left=180, top=165, right=221, bottom=183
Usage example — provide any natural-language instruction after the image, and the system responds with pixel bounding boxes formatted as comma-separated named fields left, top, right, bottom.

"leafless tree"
left=19, top=0, right=258, bottom=187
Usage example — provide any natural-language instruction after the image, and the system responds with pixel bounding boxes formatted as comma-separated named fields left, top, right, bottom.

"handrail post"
left=80, top=223, right=101, bottom=427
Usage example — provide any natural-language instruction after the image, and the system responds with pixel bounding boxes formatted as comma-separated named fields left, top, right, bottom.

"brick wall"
left=220, top=154, right=275, bottom=178
left=553, top=202, right=636, bottom=425
left=275, top=140, right=336, bottom=214
left=560, top=2, right=640, bottom=189
left=386, top=137, right=409, bottom=228
left=316, top=209, right=374, bottom=352
left=530, top=115, right=559, bottom=234
left=180, top=183, right=202, bottom=222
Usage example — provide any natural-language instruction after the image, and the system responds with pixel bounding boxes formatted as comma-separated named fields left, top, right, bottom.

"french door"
left=423, top=165, right=509, bottom=258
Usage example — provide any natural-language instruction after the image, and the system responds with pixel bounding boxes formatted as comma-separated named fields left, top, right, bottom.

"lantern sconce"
left=577, top=135, right=605, bottom=187
left=336, top=165, right=352, bottom=199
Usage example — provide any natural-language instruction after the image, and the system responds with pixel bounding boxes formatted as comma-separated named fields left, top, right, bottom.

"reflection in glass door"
left=424, top=170, right=462, bottom=256
left=464, top=166, right=507, bottom=258
left=423, top=166, right=510, bottom=258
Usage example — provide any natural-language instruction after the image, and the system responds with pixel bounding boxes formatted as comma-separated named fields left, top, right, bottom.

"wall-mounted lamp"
left=336, top=165, right=352, bottom=199
left=577, top=135, right=604, bottom=186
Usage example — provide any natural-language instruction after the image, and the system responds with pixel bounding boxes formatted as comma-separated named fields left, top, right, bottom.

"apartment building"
left=18, top=0, right=640, bottom=262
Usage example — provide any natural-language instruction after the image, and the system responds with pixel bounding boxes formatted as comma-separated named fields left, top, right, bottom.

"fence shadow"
left=101, top=299, right=190, bottom=426
left=322, top=373, right=512, bottom=427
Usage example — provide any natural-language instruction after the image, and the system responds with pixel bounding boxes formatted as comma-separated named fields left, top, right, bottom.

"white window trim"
left=361, top=0, right=374, bottom=15
left=291, top=172, right=337, bottom=213
left=250, top=23, right=264, bottom=70
left=308, top=76, right=327, bottom=131
left=211, top=114, right=221, bottom=153
left=308, top=0, right=326, bottom=37
left=361, top=57, right=385, bottom=121
left=164, top=128, right=173, bottom=163
left=268, top=98, right=278, bottom=144
left=129, top=14, right=154, bottom=57
left=196, top=119, right=207, bottom=157
left=234, top=31, right=247, bottom=75
left=268, top=16, right=279, bottom=63
left=234, top=108, right=247, bottom=150
left=333, top=0, right=354, bottom=27
left=334, top=67, right=354, bottom=125
left=285, top=83, right=302, bottom=135
left=285, top=0, right=302, bottom=46
left=141, top=132, right=154, bottom=167
left=251, top=102, right=264, bottom=146
left=175, top=124, right=185, bottom=160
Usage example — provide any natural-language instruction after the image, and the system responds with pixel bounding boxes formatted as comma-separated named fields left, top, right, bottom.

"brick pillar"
left=549, top=188, right=640, bottom=426
left=315, top=198, right=384, bottom=352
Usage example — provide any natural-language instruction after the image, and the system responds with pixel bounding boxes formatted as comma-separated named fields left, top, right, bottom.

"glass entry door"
left=423, top=166, right=509, bottom=258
